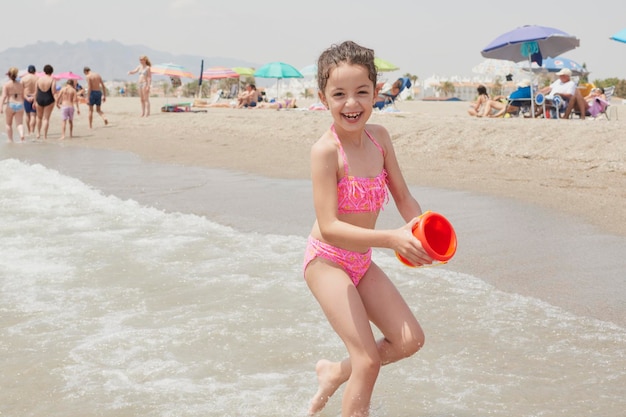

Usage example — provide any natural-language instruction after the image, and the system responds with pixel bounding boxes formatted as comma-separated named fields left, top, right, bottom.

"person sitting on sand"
left=236, top=83, right=258, bottom=108
left=255, top=98, right=297, bottom=110
left=467, top=85, right=490, bottom=117
left=482, top=80, right=532, bottom=117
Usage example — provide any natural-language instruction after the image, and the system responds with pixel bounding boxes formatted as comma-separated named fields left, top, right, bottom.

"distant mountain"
left=0, top=39, right=257, bottom=81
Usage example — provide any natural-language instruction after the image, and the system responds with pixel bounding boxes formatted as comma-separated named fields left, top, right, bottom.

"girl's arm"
left=128, top=65, right=140, bottom=75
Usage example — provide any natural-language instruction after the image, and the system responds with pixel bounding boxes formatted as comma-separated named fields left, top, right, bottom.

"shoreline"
left=3, top=96, right=625, bottom=326
left=53, top=96, right=626, bottom=237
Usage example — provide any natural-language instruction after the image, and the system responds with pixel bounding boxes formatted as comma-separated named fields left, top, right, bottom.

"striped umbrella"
left=151, top=63, right=195, bottom=79
left=232, top=67, right=256, bottom=77
left=202, top=66, right=239, bottom=80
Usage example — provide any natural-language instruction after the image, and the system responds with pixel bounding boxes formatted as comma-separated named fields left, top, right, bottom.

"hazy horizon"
left=3, top=0, right=625, bottom=81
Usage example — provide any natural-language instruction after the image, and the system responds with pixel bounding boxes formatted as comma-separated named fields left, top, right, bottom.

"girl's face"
left=319, top=63, right=375, bottom=130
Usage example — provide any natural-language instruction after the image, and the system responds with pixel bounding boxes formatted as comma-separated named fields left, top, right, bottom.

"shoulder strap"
left=364, top=128, right=384, bottom=157
left=331, top=124, right=349, bottom=176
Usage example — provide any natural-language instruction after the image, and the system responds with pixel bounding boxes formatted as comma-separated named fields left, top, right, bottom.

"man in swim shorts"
left=20, top=65, right=38, bottom=135
left=83, top=66, right=108, bottom=128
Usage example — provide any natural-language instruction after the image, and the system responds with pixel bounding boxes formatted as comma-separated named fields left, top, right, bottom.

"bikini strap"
left=364, top=128, right=385, bottom=157
left=330, top=124, right=350, bottom=176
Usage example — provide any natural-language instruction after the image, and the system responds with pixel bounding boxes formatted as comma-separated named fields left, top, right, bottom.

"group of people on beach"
left=468, top=68, right=609, bottom=119
left=1, top=64, right=108, bottom=142
left=4, top=44, right=438, bottom=416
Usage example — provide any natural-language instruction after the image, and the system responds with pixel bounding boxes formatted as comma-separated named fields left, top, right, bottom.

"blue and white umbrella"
left=521, top=56, right=588, bottom=76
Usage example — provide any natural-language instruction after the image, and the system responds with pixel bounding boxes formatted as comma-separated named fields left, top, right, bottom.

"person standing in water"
left=303, top=40, right=433, bottom=417
left=1, top=66, right=26, bottom=142
left=56, top=79, right=80, bottom=139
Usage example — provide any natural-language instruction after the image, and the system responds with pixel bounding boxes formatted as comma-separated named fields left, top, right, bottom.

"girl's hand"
left=394, top=217, right=433, bottom=267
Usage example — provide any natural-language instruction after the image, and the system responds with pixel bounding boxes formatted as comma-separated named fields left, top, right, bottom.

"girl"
left=303, top=40, right=433, bottom=417
left=128, top=55, right=152, bottom=117
left=0, top=67, right=25, bottom=142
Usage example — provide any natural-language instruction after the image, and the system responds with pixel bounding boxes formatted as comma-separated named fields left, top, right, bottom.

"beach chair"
left=374, top=77, right=412, bottom=110
left=569, top=85, right=614, bottom=120
left=596, top=86, right=615, bottom=120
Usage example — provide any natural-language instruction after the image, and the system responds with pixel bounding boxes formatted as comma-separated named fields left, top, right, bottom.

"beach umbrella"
left=374, top=57, right=398, bottom=72
left=481, top=25, right=580, bottom=116
left=202, top=66, right=239, bottom=80
left=610, top=28, right=626, bottom=43
left=520, top=56, right=587, bottom=76
left=197, top=59, right=204, bottom=93
left=151, top=63, right=195, bottom=79
left=472, top=58, right=521, bottom=78
left=232, top=67, right=256, bottom=77
left=53, top=71, right=83, bottom=81
left=299, top=64, right=318, bottom=77
left=254, top=62, right=303, bottom=98
left=481, top=25, right=580, bottom=63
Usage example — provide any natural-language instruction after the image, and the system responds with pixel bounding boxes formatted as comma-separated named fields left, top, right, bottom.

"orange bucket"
left=396, top=211, right=457, bottom=267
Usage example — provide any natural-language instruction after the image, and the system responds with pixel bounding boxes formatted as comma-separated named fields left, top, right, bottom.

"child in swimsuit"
left=303, top=41, right=433, bottom=417
left=56, top=80, right=80, bottom=139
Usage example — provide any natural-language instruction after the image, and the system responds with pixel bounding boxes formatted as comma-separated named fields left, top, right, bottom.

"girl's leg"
left=305, top=259, right=380, bottom=417
left=15, top=112, right=24, bottom=140
left=5, top=111, right=13, bottom=141
left=60, top=120, right=67, bottom=139
left=307, top=262, right=424, bottom=415
left=358, top=263, right=424, bottom=365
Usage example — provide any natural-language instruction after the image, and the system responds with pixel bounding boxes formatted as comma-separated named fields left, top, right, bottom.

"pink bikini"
left=303, top=125, right=389, bottom=286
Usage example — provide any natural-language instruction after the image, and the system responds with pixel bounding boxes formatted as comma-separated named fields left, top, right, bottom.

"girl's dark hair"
left=43, top=64, right=53, bottom=75
left=317, top=40, right=377, bottom=92
left=477, top=85, right=487, bottom=95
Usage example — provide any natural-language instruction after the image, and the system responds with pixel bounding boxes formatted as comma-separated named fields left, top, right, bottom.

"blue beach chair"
left=374, top=77, right=412, bottom=110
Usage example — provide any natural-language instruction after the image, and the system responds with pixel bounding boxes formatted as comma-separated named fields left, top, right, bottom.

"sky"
left=2, top=0, right=625, bottom=82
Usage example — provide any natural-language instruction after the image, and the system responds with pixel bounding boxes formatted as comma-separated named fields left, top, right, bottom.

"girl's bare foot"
left=308, top=359, right=344, bottom=415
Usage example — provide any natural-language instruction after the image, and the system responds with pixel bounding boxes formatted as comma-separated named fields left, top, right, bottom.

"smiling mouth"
left=343, top=112, right=361, bottom=119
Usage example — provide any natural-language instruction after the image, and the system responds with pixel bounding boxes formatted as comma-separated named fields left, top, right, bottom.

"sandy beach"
left=53, top=96, right=625, bottom=236
left=4, top=96, right=625, bottom=325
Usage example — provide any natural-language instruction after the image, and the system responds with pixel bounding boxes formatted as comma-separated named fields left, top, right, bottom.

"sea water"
left=1, top=152, right=625, bottom=417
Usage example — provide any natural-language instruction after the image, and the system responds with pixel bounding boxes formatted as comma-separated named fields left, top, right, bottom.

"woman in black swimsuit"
left=35, top=64, right=56, bottom=139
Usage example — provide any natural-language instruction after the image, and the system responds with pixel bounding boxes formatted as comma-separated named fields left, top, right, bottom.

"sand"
left=56, top=96, right=625, bottom=237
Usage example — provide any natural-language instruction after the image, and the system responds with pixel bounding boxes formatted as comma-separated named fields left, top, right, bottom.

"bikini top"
left=139, top=66, right=149, bottom=77
left=332, top=125, right=389, bottom=214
